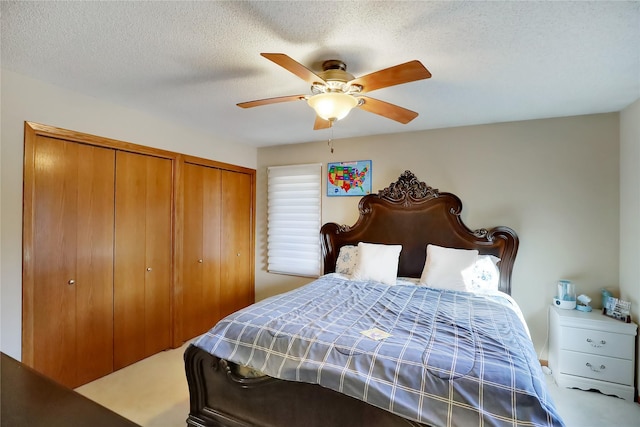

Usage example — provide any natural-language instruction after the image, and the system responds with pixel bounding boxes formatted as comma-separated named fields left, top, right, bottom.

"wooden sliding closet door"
left=219, top=170, right=254, bottom=318
left=24, top=135, right=115, bottom=389
left=182, top=163, right=222, bottom=340
left=180, top=164, right=254, bottom=341
left=24, top=122, right=255, bottom=384
left=114, top=151, right=172, bottom=369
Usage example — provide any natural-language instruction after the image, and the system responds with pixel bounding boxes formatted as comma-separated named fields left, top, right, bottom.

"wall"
left=0, top=70, right=258, bottom=360
left=257, top=114, right=620, bottom=358
left=619, top=98, right=640, bottom=399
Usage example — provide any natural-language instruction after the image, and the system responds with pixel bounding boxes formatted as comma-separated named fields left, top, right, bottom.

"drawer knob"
left=586, top=338, right=592, bottom=343
left=600, top=340, right=606, bottom=345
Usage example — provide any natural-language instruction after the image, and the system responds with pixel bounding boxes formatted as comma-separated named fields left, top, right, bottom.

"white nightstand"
left=548, top=305, right=637, bottom=400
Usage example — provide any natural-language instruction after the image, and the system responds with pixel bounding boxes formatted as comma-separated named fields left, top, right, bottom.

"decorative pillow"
left=419, top=244, right=479, bottom=291
left=350, top=242, right=402, bottom=285
left=335, top=245, right=358, bottom=276
left=470, top=255, right=501, bottom=292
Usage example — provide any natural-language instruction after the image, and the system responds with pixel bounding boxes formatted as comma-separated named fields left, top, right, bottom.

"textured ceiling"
left=2, top=1, right=639, bottom=147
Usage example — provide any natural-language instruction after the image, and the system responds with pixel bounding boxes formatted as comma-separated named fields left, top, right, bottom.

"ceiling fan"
left=237, top=53, right=432, bottom=130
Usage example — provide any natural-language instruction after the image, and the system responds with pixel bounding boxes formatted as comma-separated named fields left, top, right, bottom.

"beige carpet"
left=77, top=342, right=640, bottom=426
left=76, top=342, right=191, bottom=427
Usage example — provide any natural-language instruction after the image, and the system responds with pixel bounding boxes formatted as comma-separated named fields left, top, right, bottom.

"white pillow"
left=470, top=255, right=501, bottom=292
left=419, top=244, right=479, bottom=291
left=335, top=245, right=358, bottom=276
left=351, top=242, right=402, bottom=285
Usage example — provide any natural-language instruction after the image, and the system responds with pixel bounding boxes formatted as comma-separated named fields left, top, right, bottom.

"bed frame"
left=184, top=170, right=519, bottom=427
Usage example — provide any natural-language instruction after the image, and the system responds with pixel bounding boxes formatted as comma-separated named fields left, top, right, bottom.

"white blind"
left=267, top=164, right=322, bottom=277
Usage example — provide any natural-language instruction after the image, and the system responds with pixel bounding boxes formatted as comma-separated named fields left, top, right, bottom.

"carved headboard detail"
left=378, top=170, right=440, bottom=205
left=320, top=171, right=519, bottom=294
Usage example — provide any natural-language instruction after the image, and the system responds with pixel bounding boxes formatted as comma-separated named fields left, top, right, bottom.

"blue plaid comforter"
left=195, top=274, right=564, bottom=427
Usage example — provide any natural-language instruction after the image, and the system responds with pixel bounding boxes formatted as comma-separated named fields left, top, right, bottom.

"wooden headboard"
left=320, top=171, right=519, bottom=295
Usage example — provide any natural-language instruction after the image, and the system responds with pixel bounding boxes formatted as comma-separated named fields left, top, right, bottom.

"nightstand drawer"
left=559, top=350, right=633, bottom=386
left=561, top=327, right=633, bottom=358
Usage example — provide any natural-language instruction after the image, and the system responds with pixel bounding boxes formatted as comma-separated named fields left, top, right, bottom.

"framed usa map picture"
left=327, top=160, right=372, bottom=197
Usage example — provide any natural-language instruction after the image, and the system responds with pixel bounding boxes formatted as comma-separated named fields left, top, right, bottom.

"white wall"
left=0, top=70, right=258, bottom=360
left=257, top=114, right=621, bottom=359
left=619, top=98, right=640, bottom=399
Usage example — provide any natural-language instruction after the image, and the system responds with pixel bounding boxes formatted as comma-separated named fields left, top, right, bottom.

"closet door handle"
left=68, top=279, right=75, bottom=285
left=198, top=259, right=203, bottom=263
left=146, top=267, right=152, bottom=272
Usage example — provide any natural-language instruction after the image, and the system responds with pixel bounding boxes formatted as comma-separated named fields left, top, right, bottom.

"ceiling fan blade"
left=350, top=60, right=431, bottom=94
left=261, top=53, right=326, bottom=85
left=237, top=94, right=306, bottom=109
left=357, top=96, right=419, bottom=124
left=313, top=116, right=332, bottom=130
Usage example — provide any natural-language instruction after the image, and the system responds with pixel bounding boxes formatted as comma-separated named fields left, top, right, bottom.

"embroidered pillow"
left=470, top=255, right=501, bottom=292
left=335, top=245, right=358, bottom=276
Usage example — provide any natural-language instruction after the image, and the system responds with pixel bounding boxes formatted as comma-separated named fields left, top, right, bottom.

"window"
left=267, top=164, right=322, bottom=277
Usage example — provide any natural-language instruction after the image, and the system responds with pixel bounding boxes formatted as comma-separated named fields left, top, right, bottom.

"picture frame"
left=602, top=297, right=632, bottom=323
left=327, top=160, right=372, bottom=197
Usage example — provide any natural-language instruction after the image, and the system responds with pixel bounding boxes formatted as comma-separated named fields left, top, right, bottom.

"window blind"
left=267, top=164, right=322, bottom=277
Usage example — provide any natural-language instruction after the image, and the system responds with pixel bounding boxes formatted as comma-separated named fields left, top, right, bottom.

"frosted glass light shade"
left=307, top=93, right=358, bottom=121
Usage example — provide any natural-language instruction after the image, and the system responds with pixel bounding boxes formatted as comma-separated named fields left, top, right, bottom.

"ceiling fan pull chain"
left=328, top=126, right=334, bottom=153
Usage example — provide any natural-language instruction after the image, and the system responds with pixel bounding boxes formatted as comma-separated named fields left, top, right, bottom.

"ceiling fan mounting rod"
left=322, top=59, right=347, bottom=71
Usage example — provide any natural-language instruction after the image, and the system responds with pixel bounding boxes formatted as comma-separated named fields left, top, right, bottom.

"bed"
left=184, top=170, right=564, bottom=427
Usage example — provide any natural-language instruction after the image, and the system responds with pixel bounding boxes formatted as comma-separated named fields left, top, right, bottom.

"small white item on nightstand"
left=576, top=294, right=592, bottom=312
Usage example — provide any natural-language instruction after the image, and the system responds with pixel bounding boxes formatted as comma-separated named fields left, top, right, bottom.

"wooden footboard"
left=184, top=344, right=425, bottom=427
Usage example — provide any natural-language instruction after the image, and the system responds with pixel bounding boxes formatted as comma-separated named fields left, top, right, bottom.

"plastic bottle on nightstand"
left=601, top=288, right=612, bottom=309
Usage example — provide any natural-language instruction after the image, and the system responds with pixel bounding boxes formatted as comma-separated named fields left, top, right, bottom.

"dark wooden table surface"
left=1, top=352, right=140, bottom=427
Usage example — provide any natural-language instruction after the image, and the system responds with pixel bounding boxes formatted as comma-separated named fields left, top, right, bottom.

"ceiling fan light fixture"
left=307, top=92, right=358, bottom=122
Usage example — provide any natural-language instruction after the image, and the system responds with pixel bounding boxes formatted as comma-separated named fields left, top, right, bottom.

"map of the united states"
left=328, top=163, right=369, bottom=195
